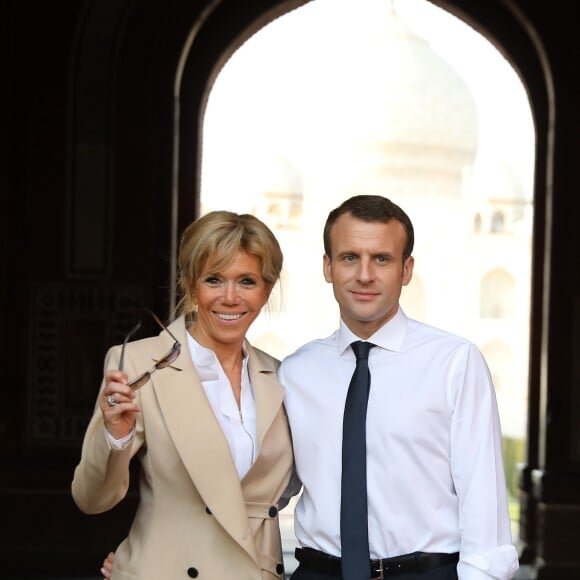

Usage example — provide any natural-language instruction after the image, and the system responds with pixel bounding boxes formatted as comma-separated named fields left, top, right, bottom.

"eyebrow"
left=203, top=271, right=259, bottom=277
left=336, top=250, right=396, bottom=259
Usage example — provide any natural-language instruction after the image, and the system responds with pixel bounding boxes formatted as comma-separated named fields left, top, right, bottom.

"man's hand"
left=101, top=551, right=115, bottom=579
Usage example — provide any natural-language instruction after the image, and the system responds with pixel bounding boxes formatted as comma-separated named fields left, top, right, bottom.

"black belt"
left=295, top=547, right=459, bottom=579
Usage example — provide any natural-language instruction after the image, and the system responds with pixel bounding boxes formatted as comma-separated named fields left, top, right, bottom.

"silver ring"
left=106, top=394, right=118, bottom=407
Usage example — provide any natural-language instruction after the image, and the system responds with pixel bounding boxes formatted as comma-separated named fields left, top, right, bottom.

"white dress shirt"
left=278, top=307, right=519, bottom=580
left=108, top=333, right=257, bottom=480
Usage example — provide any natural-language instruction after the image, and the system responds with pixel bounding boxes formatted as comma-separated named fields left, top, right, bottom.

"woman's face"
left=190, top=250, right=272, bottom=350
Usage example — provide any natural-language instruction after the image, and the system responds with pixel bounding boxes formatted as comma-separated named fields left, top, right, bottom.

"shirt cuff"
left=459, top=544, right=519, bottom=579
left=104, top=424, right=135, bottom=450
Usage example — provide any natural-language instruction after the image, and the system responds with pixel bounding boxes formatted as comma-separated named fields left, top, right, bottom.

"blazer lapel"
left=150, top=317, right=260, bottom=565
left=246, top=344, right=285, bottom=450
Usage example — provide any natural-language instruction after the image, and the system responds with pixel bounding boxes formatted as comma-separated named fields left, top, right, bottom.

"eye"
left=203, top=276, right=221, bottom=285
left=376, top=254, right=393, bottom=264
left=342, top=254, right=356, bottom=263
left=240, top=277, right=257, bottom=286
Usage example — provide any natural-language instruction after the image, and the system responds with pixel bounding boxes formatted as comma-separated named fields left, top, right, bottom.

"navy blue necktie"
left=341, top=340, right=375, bottom=580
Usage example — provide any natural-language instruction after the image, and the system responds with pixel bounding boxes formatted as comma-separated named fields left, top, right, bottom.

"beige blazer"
left=72, top=316, right=294, bottom=580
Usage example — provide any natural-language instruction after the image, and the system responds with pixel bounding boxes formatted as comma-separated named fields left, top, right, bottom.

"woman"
left=72, top=211, right=294, bottom=579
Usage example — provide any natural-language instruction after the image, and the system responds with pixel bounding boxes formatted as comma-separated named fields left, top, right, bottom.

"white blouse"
left=186, top=333, right=257, bottom=479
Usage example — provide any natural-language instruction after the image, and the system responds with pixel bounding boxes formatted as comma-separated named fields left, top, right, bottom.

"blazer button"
left=276, top=562, right=284, bottom=575
left=187, top=567, right=198, bottom=578
left=268, top=506, right=278, bottom=517
left=205, top=506, right=212, bottom=515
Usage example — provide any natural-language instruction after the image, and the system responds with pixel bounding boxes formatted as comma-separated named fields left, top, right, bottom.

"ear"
left=323, top=254, right=332, bottom=283
left=402, top=256, right=414, bottom=286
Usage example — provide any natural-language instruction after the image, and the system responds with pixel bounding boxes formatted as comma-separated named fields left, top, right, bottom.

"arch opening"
left=178, top=0, right=542, bottom=565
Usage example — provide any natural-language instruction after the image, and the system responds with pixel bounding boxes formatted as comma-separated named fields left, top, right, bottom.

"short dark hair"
left=323, top=195, right=414, bottom=260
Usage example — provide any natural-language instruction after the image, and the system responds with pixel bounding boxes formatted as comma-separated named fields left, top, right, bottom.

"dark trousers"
left=290, top=561, right=459, bottom=580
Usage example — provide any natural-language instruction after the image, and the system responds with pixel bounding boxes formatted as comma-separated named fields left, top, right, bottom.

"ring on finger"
left=106, top=394, right=118, bottom=407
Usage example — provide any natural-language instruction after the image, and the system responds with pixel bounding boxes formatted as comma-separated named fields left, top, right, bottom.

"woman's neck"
left=188, top=324, right=244, bottom=403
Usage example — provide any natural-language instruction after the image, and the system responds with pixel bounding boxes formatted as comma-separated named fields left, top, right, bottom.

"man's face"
left=323, top=212, right=414, bottom=339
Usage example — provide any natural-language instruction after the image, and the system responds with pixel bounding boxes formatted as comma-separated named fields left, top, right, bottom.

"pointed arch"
left=172, top=0, right=554, bottom=566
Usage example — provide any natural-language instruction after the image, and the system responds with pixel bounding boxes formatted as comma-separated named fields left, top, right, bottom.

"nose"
left=223, top=281, right=241, bottom=304
left=357, top=258, right=373, bottom=283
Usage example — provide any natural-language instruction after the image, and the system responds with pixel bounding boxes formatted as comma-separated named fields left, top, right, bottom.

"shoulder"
left=406, top=317, right=475, bottom=350
left=280, top=333, right=337, bottom=371
left=405, top=317, right=488, bottom=370
left=117, top=334, right=160, bottom=357
left=104, top=334, right=159, bottom=368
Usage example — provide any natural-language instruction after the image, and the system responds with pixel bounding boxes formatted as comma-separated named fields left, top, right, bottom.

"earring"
left=190, top=295, right=198, bottom=312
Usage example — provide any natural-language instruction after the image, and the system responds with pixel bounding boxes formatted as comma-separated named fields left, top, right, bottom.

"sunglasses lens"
left=168, top=344, right=181, bottom=362
left=124, top=313, right=181, bottom=389
left=130, top=372, right=150, bottom=390
left=157, top=344, right=181, bottom=369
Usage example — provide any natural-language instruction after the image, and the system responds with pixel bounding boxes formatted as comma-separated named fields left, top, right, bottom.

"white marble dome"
left=336, top=0, right=479, bottom=197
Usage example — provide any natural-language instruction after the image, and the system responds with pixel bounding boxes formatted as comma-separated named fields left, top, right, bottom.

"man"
left=279, top=195, right=518, bottom=579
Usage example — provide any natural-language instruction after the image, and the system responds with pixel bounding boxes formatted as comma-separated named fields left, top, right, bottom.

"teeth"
left=216, top=313, right=243, bottom=320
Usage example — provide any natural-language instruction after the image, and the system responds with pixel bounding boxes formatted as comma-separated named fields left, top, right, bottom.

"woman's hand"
left=101, top=551, right=115, bottom=579
left=100, top=370, right=141, bottom=440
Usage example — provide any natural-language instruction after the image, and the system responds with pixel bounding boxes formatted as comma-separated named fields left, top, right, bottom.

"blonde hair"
left=176, top=211, right=283, bottom=317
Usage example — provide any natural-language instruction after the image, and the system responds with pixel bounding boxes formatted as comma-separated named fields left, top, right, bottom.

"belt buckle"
left=371, top=558, right=384, bottom=580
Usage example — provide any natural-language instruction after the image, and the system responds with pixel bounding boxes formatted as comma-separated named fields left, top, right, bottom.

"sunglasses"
left=119, top=310, right=182, bottom=391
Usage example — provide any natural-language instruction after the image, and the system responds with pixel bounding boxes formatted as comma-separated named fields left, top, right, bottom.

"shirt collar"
left=337, top=306, right=408, bottom=355
left=185, top=332, right=249, bottom=382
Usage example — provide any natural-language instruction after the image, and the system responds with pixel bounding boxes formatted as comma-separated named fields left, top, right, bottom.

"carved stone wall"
left=29, top=284, right=143, bottom=445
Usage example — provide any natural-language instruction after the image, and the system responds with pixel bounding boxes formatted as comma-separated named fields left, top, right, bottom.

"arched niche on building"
left=480, top=268, right=517, bottom=319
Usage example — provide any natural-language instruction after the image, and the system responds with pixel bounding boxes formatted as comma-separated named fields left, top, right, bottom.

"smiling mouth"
left=351, top=291, right=379, bottom=301
left=215, top=312, right=245, bottom=321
